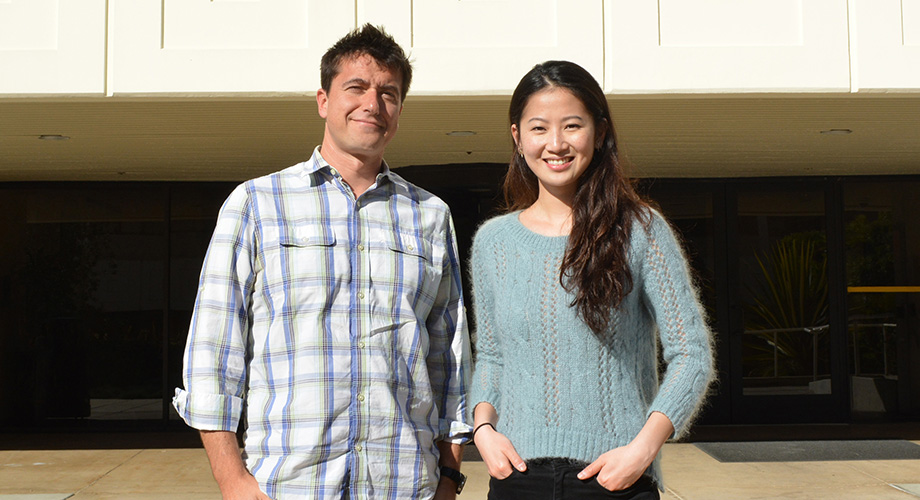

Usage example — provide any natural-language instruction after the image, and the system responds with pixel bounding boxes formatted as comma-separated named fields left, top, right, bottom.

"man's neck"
left=319, top=144, right=383, bottom=198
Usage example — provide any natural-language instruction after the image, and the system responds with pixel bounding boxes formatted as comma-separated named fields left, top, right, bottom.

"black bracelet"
left=472, top=422, right=496, bottom=442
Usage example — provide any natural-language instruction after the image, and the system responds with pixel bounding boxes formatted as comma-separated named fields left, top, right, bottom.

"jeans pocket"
left=488, top=467, right=551, bottom=500
left=592, top=475, right=659, bottom=499
left=488, top=469, right=524, bottom=500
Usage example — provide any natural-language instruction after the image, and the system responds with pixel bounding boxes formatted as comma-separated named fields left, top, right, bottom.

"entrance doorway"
left=648, top=178, right=920, bottom=424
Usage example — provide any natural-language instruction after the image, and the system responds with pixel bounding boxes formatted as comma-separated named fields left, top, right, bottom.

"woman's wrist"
left=629, top=412, right=673, bottom=463
left=627, top=435, right=661, bottom=465
left=472, top=422, right=496, bottom=442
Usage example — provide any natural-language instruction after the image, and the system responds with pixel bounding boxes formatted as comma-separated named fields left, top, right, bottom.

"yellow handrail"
left=847, top=286, right=920, bottom=293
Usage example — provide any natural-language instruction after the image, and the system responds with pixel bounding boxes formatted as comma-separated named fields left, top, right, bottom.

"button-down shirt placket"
left=341, top=170, right=371, bottom=493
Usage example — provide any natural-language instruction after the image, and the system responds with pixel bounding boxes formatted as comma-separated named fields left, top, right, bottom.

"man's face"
left=317, top=54, right=404, bottom=161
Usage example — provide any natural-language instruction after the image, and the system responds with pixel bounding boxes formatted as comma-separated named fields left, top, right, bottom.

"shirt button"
left=357, top=394, right=365, bottom=402
left=357, top=244, right=365, bottom=251
left=407, top=244, right=415, bottom=251
left=355, top=444, right=363, bottom=452
left=358, top=341, right=365, bottom=349
left=357, top=291, right=365, bottom=299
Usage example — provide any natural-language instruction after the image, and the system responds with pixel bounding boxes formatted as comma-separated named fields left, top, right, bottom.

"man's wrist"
left=439, top=465, right=466, bottom=494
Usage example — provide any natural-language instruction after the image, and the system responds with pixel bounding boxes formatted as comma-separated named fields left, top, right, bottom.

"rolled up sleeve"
left=427, top=214, right=473, bottom=444
left=173, top=184, right=256, bottom=432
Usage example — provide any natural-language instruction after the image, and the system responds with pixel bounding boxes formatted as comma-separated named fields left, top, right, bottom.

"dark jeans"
left=487, top=458, right=660, bottom=500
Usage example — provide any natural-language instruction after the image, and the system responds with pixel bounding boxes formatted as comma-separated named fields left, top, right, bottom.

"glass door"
left=729, top=182, right=847, bottom=422
left=648, top=178, right=918, bottom=425
left=844, top=180, right=920, bottom=420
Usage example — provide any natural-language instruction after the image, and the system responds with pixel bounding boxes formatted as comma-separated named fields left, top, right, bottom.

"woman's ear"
left=595, top=118, right=608, bottom=149
left=511, top=124, right=522, bottom=154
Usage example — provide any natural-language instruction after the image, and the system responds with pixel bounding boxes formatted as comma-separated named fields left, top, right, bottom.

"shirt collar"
left=303, top=146, right=394, bottom=187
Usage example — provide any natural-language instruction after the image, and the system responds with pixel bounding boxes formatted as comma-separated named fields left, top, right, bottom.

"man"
left=173, top=24, right=472, bottom=500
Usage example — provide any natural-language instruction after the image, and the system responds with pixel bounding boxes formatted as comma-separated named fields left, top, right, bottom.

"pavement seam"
left=842, top=461, right=887, bottom=483
left=70, top=449, right=145, bottom=496
left=842, top=461, right=916, bottom=496
left=665, top=486, right=687, bottom=500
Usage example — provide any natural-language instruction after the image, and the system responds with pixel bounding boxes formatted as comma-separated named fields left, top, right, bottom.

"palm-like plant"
left=744, top=233, right=829, bottom=378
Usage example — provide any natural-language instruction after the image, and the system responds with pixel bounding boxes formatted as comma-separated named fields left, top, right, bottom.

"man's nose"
left=363, top=90, right=381, bottom=114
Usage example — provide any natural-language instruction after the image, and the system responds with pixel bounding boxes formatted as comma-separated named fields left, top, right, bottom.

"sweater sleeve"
left=640, top=211, right=714, bottom=439
left=468, top=222, right=504, bottom=417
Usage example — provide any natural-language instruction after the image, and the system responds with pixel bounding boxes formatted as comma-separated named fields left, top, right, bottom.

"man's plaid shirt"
left=174, top=148, right=472, bottom=499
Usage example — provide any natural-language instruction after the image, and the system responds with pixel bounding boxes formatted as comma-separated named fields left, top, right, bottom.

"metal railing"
left=742, top=325, right=829, bottom=381
left=849, top=322, right=896, bottom=377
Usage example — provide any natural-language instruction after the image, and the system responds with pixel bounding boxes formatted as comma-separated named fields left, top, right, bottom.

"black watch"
left=439, top=465, right=467, bottom=494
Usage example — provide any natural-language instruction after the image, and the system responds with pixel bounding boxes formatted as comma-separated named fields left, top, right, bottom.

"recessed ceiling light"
left=38, top=134, right=70, bottom=140
left=819, top=129, right=852, bottom=135
left=446, top=131, right=476, bottom=137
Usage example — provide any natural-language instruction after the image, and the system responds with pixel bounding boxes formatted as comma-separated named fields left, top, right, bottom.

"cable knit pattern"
left=469, top=210, right=713, bottom=488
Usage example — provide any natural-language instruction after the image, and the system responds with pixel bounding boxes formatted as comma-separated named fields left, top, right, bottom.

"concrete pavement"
left=3, top=437, right=920, bottom=499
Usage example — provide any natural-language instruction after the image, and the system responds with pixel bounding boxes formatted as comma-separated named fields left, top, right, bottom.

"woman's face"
left=512, top=87, right=600, bottom=202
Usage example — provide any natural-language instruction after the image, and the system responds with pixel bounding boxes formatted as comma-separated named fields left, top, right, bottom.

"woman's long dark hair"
left=504, top=60, right=651, bottom=335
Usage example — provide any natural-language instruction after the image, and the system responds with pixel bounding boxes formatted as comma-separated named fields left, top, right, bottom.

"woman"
left=469, top=60, right=714, bottom=499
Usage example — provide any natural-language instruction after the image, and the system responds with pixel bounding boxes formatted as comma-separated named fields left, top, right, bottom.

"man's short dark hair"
left=320, top=24, right=413, bottom=101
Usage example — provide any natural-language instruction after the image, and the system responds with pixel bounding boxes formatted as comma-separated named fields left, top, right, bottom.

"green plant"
left=743, top=233, right=828, bottom=378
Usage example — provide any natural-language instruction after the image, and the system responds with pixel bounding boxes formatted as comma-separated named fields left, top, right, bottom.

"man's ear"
left=316, top=88, right=329, bottom=119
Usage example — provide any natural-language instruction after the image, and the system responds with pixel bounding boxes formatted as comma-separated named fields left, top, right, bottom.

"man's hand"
left=199, top=430, right=273, bottom=500
left=216, top=472, right=273, bottom=500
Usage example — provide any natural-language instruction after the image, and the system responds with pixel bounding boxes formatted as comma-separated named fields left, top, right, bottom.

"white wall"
left=1, top=0, right=919, bottom=96
left=851, top=0, right=920, bottom=91
left=0, top=0, right=106, bottom=95
left=109, top=1, right=352, bottom=95
left=606, top=0, right=850, bottom=93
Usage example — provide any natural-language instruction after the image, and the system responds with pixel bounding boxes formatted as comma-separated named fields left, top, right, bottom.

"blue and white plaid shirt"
left=174, top=148, right=472, bottom=499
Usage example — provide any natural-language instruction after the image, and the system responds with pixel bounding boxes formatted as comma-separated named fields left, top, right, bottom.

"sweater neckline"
left=503, top=211, right=570, bottom=251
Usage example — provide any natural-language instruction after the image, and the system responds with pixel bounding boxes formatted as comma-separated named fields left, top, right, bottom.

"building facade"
left=1, top=1, right=919, bottom=430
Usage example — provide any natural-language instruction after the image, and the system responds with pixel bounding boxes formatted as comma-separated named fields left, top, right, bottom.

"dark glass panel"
left=844, top=181, right=920, bottom=419
left=737, top=188, right=830, bottom=395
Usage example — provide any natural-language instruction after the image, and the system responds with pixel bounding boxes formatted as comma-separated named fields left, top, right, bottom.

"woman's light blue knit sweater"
left=469, top=210, right=714, bottom=487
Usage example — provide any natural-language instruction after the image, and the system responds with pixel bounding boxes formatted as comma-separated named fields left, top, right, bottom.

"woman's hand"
left=577, top=443, right=651, bottom=491
left=578, top=411, right=674, bottom=491
left=474, top=424, right=527, bottom=479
